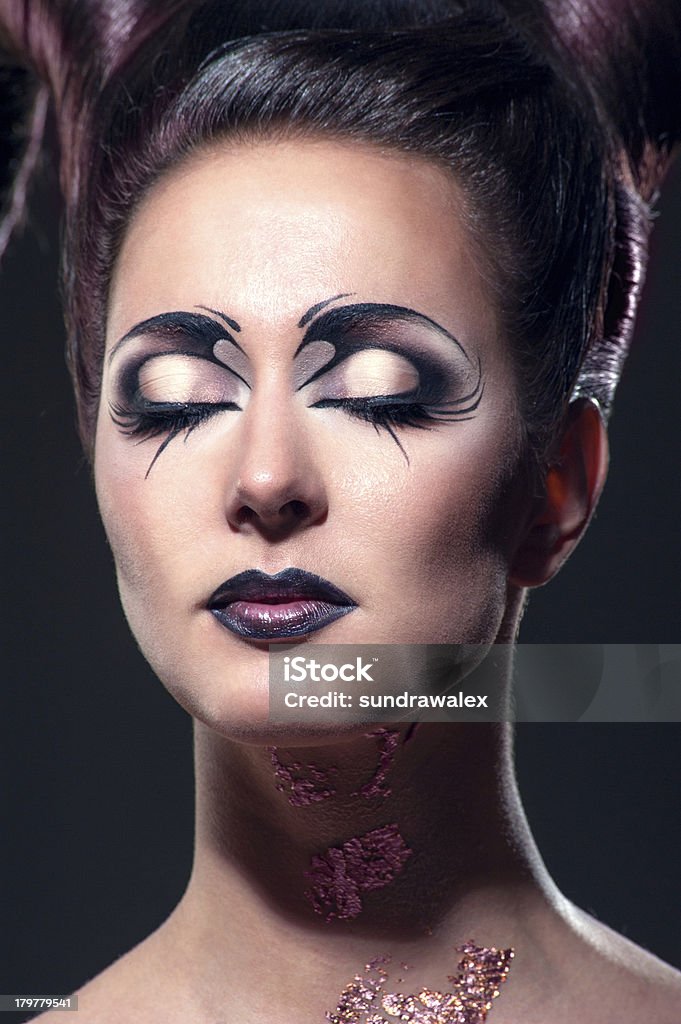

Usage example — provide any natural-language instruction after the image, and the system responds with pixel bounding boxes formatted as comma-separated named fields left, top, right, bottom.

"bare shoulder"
left=566, top=902, right=681, bottom=1023
left=30, top=929, right=184, bottom=1024
left=29, top=957, right=146, bottom=1024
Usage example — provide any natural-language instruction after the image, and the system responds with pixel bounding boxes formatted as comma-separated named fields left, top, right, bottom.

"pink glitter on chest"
left=326, top=942, right=514, bottom=1024
left=305, top=823, right=412, bottom=921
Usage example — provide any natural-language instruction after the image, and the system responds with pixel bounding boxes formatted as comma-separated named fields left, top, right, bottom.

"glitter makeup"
left=326, top=942, right=514, bottom=1023
left=268, top=746, right=338, bottom=806
left=352, top=729, right=401, bottom=800
left=305, top=823, right=412, bottom=921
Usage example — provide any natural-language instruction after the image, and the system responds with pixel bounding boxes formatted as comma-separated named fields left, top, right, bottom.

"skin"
left=39, top=139, right=681, bottom=1023
left=95, top=137, right=530, bottom=740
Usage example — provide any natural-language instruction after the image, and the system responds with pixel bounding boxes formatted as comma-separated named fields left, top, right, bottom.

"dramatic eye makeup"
left=107, top=309, right=248, bottom=476
left=294, top=301, right=484, bottom=460
left=107, top=297, right=483, bottom=473
left=135, top=354, right=242, bottom=403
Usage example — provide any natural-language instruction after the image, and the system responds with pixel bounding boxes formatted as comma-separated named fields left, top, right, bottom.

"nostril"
left=236, top=506, right=256, bottom=525
left=227, top=469, right=328, bottom=535
left=286, top=499, right=309, bottom=518
left=234, top=498, right=310, bottom=527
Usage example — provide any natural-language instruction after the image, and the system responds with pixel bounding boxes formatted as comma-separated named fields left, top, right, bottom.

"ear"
left=509, top=398, right=609, bottom=588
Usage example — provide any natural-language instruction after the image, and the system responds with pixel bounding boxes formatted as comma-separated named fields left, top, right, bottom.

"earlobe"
left=509, top=398, right=609, bottom=588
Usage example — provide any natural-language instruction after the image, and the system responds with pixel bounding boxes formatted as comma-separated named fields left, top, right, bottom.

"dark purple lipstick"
left=207, top=567, right=357, bottom=640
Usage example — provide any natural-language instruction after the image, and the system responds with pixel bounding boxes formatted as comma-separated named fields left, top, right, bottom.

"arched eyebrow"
left=292, top=301, right=470, bottom=387
left=296, top=302, right=469, bottom=357
left=196, top=305, right=241, bottom=332
left=297, top=292, right=354, bottom=328
left=107, top=308, right=243, bottom=364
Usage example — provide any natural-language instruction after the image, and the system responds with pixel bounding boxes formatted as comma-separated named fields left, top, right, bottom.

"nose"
left=223, top=393, right=328, bottom=539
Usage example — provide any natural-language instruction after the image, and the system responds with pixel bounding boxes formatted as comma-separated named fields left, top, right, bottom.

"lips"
left=207, top=567, right=357, bottom=640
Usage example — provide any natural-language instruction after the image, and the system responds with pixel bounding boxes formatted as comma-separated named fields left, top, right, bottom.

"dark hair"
left=1, top=0, right=680, bottom=469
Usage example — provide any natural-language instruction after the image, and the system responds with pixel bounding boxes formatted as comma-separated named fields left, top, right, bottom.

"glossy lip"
left=207, top=567, right=357, bottom=640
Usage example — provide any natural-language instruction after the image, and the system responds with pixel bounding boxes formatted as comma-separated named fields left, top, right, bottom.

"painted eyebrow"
left=294, top=302, right=470, bottom=361
left=107, top=308, right=243, bottom=364
left=107, top=299, right=465, bottom=367
left=297, top=292, right=354, bottom=329
left=196, top=305, right=241, bottom=332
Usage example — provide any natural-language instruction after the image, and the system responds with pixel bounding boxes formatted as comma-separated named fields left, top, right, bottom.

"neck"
left=157, top=647, right=561, bottom=1021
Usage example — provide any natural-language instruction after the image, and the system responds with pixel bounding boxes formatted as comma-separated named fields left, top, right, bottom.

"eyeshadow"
left=107, top=295, right=484, bottom=473
left=136, top=353, right=244, bottom=404
left=291, top=340, right=337, bottom=390
left=314, top=349, right=420, bottom=400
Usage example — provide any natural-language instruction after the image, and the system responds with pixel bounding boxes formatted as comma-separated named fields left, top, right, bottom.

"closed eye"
left=305, top=345, right=484, bottom=460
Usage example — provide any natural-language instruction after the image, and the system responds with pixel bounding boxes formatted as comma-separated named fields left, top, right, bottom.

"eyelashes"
left=109, top=345, right=247, bottom=476
left=109, top=400, right=242, bottom=479
left=311, top=358, right=484, bottom=461
left=313, top=398, right=452, bottom=463
left=109, top=347, right=484, bottom=472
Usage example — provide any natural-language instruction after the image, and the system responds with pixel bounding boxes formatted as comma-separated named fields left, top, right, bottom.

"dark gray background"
left=1, top=151, right=680, bottom=1010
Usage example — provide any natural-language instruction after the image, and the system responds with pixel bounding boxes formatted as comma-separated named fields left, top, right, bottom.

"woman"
left=1, top=1, right=680, bottom=1021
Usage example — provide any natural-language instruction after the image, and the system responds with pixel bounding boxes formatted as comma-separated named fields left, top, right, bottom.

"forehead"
left=107, top=136, right=497, bottom=347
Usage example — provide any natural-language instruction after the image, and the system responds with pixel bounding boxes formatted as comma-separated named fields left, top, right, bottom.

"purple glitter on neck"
left=267, top=746, right=338, bottom=807
left=305, top=823, right=412, bottom=921
left=352, top=729, right=400, bottom=800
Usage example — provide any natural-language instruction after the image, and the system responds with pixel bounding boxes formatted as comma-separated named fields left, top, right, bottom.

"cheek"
left=334, top=406, right=527, bottom=640
left=94, top=386, right=528, bottom=656
left=94, top=426, right=187, bottom=621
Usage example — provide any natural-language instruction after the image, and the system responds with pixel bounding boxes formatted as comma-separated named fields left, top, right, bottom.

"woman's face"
left=95, top=137, right=531, bottom=737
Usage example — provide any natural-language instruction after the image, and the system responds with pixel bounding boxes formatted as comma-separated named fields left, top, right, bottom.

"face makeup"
left=291, top=299, right=483, bottom=464
left=107, top=309, right=250, bottom=477
left=96, top=138, right=528, bottom=737
left=106, top=295, right=484, bottom=476
left=207, top=567, right=357, bottom=640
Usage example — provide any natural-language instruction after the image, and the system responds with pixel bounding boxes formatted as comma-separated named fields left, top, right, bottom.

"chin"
left=138, top=633, right=379, bottom=746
